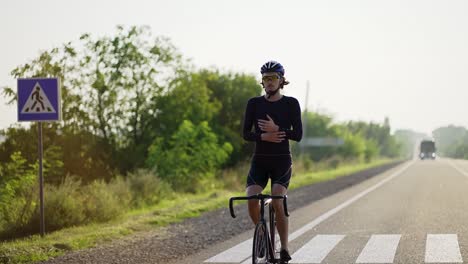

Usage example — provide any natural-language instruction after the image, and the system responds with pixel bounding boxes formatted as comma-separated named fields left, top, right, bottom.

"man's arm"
left=242, top=99, right=262, bottom=142
left=279, top=98, right=303, bottom=142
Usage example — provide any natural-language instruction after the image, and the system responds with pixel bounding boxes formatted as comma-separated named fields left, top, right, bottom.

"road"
left=171, top=159, right=468, bottom=264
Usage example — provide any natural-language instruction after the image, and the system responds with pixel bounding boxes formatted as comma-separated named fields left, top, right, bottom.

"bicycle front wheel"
left=252, top=222, right=268, bottom=264
left=269, top=204, right=281, bottom=260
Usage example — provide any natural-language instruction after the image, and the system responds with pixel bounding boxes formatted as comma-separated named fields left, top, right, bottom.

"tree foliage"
left=0, top=25, right=406, bottom=238
left=393, top=129, right=428, bottom=158
left=301, top=113, right=401, bottom=161
left=1, top=26, right=184, bottom=182
left=146, top=120, right=232, bottom=192
left=0, top=152, right=37, bottom=234
left=433, top=125, right=468, bottom=158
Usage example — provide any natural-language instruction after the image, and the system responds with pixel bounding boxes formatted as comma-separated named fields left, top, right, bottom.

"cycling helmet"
left=260, top=61, right=285, bottom=76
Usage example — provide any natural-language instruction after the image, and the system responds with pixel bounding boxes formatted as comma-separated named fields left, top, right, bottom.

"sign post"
left=38, top=121, right=44, bottom=236
left=17, top=78, right=61, bottom=237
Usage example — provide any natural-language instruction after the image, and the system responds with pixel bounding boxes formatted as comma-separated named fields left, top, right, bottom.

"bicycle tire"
left=269, top=204, right=281, bottom=260
left=252, top=222, right=268, bottom=264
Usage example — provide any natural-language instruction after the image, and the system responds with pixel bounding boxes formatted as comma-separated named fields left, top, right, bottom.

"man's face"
left=262, top=72, right=282, bottom=91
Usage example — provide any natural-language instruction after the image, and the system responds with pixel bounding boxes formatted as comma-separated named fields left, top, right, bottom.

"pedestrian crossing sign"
left=17, top=78, right=61, bottom=122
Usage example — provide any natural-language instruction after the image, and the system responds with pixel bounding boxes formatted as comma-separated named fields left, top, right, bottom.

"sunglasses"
left=262, top=75, right=281, bottom=82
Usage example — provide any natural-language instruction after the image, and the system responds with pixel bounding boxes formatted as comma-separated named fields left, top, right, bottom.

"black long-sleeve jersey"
left=243, top=95, right=303, bottom=155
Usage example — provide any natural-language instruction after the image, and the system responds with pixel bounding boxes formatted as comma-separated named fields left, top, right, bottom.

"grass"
left=0, top=158, right=397, bottom=263
left=289, top=158, right=393, bottom=190
left=0, top=189, right=245, bottom=264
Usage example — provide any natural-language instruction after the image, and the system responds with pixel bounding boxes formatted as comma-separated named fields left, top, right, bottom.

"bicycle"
left=229, top=194, right=290, bottom=264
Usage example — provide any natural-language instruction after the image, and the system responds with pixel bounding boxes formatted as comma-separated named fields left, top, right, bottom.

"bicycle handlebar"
left=229, top=194, right=289, bottom=218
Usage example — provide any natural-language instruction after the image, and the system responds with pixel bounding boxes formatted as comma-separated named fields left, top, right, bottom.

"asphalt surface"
left=178, top=159, right=468, bottom=264
left=37, top=161, right=404, bottom=264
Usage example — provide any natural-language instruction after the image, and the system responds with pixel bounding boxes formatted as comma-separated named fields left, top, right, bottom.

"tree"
left=433, top=125, right=468, bottom=157
left=301, top=111, right=342, bottom=161
left=394, top=129, right=428, bottom=158
left=2, top=26, right=185, bottom=180
left=345, top=118, right=400, bottom=157
left=77, top=25, right=183, bottom=171
left=146, top=120, right=233, bottom=192
left=337, top=130, right=367, bottom=160
left=199, top=69, right=261, bottom=165
left=149, top=71, right=221, bottom=142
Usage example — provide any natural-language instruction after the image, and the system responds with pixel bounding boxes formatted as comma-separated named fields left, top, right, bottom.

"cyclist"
left=242, top=60, right=303, bottom=263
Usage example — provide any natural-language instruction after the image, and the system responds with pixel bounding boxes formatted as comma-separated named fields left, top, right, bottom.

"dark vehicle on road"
left=419, top=140, right=436, bottom=160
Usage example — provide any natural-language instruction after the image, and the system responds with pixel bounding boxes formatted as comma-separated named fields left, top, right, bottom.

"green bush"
left=0, top=152, right=37, bottom=239
left=0, top=183, right=38, bottom=239
left=218, top=161, right=250, bottom=190
left=301, top=155, right=313, bottom=171
left=364, top=140, right=379, bottom=162
left=338, top=132, right=366, bottom=161
left=82, top=180, right=128, bottom=222
left=127, top=169, right=172, bottom=207
left=108, top=176, right=133, bottom=209
left=33, top=176, right=85, bottom=232
left=328, top=156, right=341, bottom=169
left=293, top=155, right=315, bottom=174
left=146, top=120, right=233, bottom=192
left=26, top=176, right=132, bottom=236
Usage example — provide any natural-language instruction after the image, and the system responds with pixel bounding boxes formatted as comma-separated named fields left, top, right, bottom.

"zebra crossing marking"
left=206, top=233, right=466, bottom=263
left=204, top=161, right=414, bottom=263
left=356, top=234, right=401, bottom=263
left=425, top=234, right=462, bottom=263
left=204, top=239, right=252, bottom=263
left=290, top=235, right=345, bottom=263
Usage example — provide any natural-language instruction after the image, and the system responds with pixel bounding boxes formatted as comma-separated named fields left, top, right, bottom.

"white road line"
left=204, top=161, right=414, bottom=263
left=288, top=161, right=414, bottom=241
left=356, top=234, right=401, bottom=263
left=204, top=239, right=252, bottom=263
left=239, top=255, right=252, bottom=264
left=290, top=235, right=345, bottom=263
left=425, top=234, right=463, bottom=263
left=448, top=160, right=468, bottom=178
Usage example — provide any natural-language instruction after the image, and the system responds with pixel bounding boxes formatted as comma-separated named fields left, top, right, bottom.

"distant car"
left=419, top=140, right=436, bottom=160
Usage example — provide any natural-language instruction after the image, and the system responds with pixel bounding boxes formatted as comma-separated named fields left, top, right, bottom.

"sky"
left=1, top=0, right=468, bottom=135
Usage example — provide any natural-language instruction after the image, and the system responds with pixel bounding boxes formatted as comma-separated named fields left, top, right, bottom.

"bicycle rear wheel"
left=252, top=222, right=268, bottom=264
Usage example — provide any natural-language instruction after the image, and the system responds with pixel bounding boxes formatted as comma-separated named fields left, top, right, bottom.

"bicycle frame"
left=230, top=194, right=289, bottom=263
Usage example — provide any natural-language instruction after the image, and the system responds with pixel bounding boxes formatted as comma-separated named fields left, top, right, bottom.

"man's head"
left=261, top=61, right=285, bottom=77
left=260, top=61, right=289, bottom=98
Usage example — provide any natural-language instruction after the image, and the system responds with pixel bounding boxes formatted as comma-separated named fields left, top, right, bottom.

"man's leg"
left=246, top=185, right=264, bottom=225
left=271, top=184, right=288, bottom=250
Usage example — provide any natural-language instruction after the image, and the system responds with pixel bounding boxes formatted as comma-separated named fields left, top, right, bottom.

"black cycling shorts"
left=246, top=154, right=292, bottom=189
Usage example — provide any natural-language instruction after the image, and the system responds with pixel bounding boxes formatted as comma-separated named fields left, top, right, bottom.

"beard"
left=265, top=87, right=280, bottom=98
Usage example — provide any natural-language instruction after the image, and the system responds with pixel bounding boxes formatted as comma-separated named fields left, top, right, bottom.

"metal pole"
left=38, top=122, right=45, bottom=237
